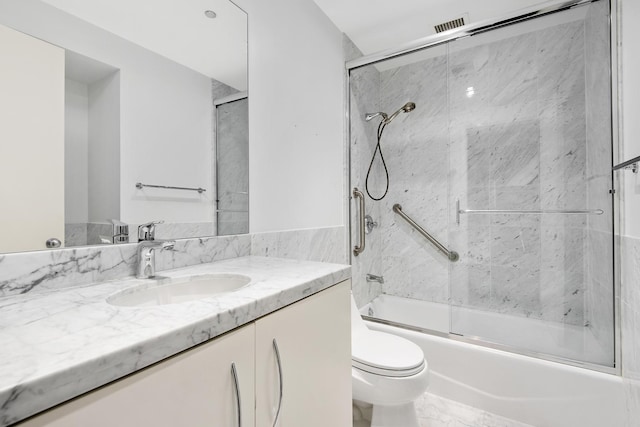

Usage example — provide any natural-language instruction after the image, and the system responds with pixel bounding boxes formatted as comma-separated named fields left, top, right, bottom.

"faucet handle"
left=138, top=220, right=164, bottom=241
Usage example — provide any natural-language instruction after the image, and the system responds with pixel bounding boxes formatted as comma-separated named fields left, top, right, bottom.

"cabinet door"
left=0, top=23, right=65, bottom=252
left=255, top=280, right=352, bottom=427
left=20, top=324, right=255, bottom=427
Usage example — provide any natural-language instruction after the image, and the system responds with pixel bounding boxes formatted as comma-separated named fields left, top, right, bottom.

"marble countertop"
left=0, top=256, right=350, bottom=426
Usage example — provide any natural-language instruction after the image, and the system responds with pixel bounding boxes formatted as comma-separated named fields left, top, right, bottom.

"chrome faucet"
left=366, top=274, right=384, bottom=284
left=138, top=220, right=164, bottom=242
left=136, top=240, right=175, bottom=279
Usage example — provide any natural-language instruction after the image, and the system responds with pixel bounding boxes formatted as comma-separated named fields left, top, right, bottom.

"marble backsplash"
left=251, top=226, right=347, bottom=265
left=0, top=235, right=250, bottom=297
left=0, top=226, right=347, bottom=298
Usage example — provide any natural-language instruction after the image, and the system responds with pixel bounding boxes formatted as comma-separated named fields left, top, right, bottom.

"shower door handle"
left=353, top=188, right=366, bottom=256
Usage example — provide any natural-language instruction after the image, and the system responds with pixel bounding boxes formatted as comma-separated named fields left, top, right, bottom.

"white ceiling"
left=312, top=0, right=552, bottom=56
left=42, top=0, right=247, bottom=91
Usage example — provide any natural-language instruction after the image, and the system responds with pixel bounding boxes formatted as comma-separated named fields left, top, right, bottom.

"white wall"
left=64, top=79, right=89, bottom=224
left=0, top=0, right=214, bottom=225
left=88, top=73, right=120, bottom=222
left=234, top=0, right=345, bottom=233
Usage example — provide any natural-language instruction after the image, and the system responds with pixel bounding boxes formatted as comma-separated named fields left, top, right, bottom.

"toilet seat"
left=352, top=330, right=425, bottom=377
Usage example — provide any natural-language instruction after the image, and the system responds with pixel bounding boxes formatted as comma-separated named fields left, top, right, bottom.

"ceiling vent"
left=434, top=16, right=467, bottom=33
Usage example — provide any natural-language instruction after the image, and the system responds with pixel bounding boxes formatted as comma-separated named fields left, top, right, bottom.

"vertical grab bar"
left=353, top=188, right=366, bottom=256
left=231, top=362, right=242, bottom=427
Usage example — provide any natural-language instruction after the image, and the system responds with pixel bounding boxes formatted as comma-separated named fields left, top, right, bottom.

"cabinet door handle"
left=272, top=338, right=284, bottom=427
left=231, top=362, right=242, bottom=427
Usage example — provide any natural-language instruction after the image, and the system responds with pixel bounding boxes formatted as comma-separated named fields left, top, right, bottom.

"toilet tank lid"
left=352, top=330, right=425, bottom=372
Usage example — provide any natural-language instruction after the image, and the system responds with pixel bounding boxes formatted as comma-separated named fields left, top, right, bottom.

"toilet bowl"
left=351, top=294, right=429, bottom=427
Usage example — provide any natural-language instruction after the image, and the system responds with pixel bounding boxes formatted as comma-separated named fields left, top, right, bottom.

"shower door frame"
left=345, top=0, right=621, bottom=375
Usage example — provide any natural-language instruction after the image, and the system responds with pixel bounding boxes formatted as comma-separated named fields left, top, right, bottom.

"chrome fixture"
left=455, top=200, right=605, bottom=225
left=364, top=102, right=416, bottom=201
left=353, top=188, right=366, bottom=256
left=138, top=220, right=163, bottom=241
left=364, top=215, right=377, bottom=234
left=136, top=182, right=206, bottom=194
left=383, top=102, right=415, bottom=124
left=393, top=204, right=459, bottom=262
left=272, top=339, right=284, bottom=427
left=613, top=154, right=640, bottom=173
left=110, top=219, right=129, bottom=244
left=365, top=112, right=388, bottom=122
left=136, top=240, right=175, bottom=279
left=366, top=274, right=384, bottom=284
left=364, top=102, right=415, bottom=125
left=231, top=363, right=242, bottom=427
left=45, top=238, right=61, bottom=248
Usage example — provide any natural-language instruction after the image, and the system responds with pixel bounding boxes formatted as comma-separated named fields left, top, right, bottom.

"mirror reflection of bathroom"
left=215, top=93, right=249, bottom=236
left=0, top=0, right=248, bottom=254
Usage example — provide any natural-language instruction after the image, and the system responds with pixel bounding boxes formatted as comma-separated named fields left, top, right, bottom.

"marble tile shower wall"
left=346, top=36, right=384, bottom=308
left=378, top=49, right=450, bottom=303
left=622, top=235, right=640, bottom=423
left=351, top=15, right=614, bottom=330
left=584, top=0, right=615, bottom=360
left=216, top=97, right=249, bottom=236
left=449, top=20, right=592, bottom=325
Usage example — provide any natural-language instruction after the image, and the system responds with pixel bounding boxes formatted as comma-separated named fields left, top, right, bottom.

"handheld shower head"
left=384, top=102, right=416, bottom=124
left=365, top=112, right=388, bottom=122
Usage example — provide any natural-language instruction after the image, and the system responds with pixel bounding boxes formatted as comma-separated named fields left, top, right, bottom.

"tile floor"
left=354, top=393, right=534, bottom=427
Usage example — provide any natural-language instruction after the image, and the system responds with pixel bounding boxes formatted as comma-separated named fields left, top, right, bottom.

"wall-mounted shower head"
left=365, top=112, right=388, bottom=122
left=384, top=102, right=416, bottom=124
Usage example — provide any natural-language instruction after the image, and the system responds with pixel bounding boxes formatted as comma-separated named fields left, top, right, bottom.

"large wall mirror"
left=0, top=0, right=248, bottom=254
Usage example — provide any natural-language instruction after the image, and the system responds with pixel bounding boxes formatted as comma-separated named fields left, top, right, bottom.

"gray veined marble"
left=0, top=256, right=351, bottom=426
left=348, top=3, right=615, bottom=364
left=0, top=234, right=251, bottom=298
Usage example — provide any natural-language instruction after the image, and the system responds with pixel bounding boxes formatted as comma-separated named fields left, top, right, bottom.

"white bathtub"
left=362, top=296, right=625, bottom=427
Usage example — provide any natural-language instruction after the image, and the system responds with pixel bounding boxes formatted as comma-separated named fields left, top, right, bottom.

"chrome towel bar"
left=456, top=201, right=604, bottom=224
left=136, top=182, right=206, bottom=193
left=393, top=204, right=459, bottom=262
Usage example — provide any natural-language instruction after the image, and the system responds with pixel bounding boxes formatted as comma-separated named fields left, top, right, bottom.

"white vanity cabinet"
left=255, top=280, right=352, bottom=426
left=18, top=280, right=351, bottom=427
left=19, top=324, right=256, bottom=427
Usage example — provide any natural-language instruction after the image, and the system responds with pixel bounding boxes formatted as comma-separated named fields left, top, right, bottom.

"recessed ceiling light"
left=204, top=10, right=217, bottom=19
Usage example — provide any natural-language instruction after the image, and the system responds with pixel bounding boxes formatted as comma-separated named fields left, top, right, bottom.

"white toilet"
left=351, top=295, right=429, bottom=427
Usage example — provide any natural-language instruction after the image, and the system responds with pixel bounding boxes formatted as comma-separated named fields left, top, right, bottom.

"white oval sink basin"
left=107, top=274, right=251, bottom=307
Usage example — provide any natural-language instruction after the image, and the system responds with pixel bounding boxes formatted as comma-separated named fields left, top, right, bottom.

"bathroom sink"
left=107, top=274, right=252, bottom=307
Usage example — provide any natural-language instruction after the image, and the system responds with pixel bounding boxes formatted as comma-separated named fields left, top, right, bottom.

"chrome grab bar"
left=353, top=188, right=366, bottom=256
left=272, top=339, right=284, bottom=427
left=231, top=362, right=242, bottom=427
left=613, top=154, right=640, bottom=173
left=393, top=204, right=459, bottom=262
left=135, top=182, right=206, bottom=193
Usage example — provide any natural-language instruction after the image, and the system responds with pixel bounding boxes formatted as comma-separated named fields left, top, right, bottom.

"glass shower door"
left=447, top=2, right=615, bottom=366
